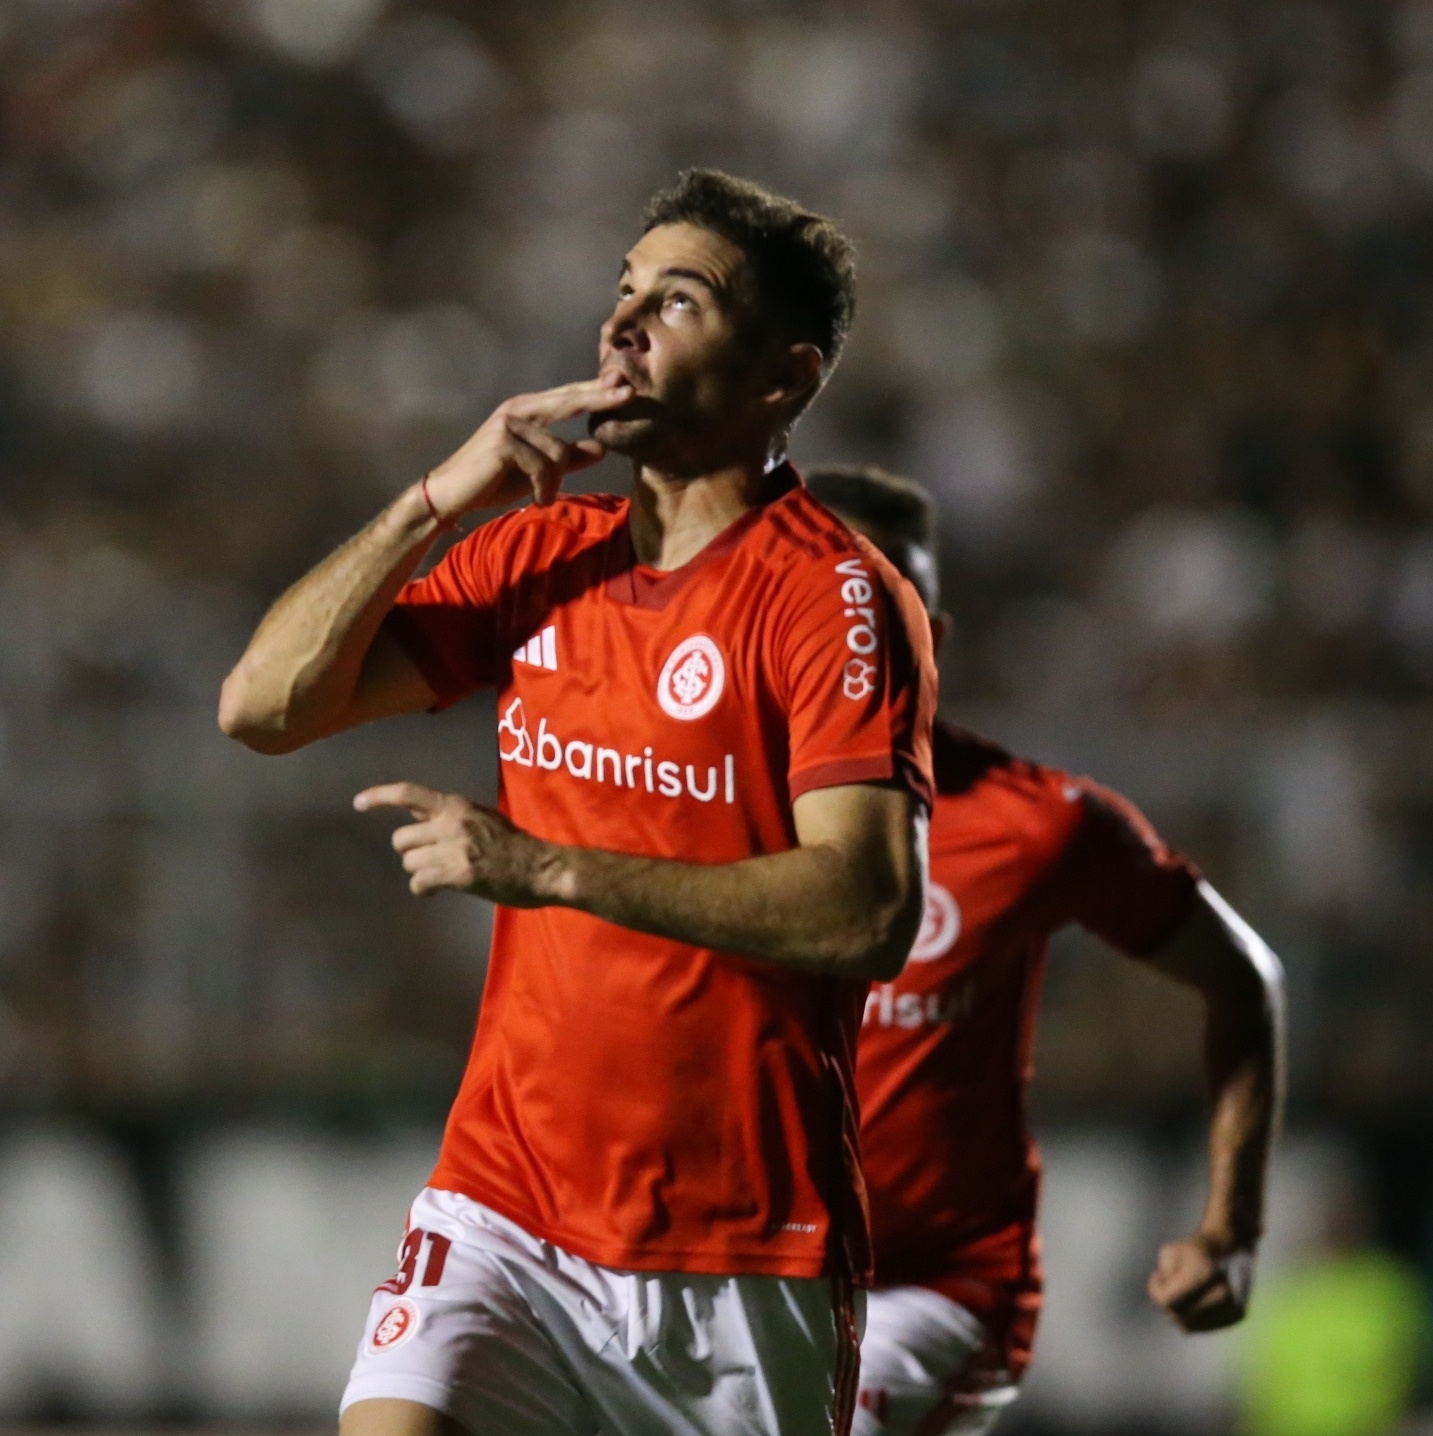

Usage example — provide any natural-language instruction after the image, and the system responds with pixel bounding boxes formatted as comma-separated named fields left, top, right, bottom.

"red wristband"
left=420, top=474, right=456, bottom=531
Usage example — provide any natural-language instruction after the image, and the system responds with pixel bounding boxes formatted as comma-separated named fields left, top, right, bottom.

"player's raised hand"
left=1147, top=1233, right=1255, bottom=1333
left=354, top=782, right=560, bottom=907
left=418, top=374, right=632, bottom=519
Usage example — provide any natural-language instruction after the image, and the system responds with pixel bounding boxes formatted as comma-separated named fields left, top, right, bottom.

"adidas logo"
left=513, top=624, right=558, bottom=671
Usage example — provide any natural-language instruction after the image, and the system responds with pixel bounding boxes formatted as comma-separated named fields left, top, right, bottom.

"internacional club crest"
left=908, top=883, right=962, bottom=961
left=657, top=635, right=726, bottom=721
left=369, top=1297, right=420, bottom=1353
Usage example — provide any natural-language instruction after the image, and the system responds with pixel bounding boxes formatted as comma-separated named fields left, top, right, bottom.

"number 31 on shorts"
left=378, top=1226, right=451, bottom=1295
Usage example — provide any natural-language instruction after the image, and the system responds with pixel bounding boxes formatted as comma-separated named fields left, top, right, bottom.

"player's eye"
left=665, top=291, right=697, bottom=313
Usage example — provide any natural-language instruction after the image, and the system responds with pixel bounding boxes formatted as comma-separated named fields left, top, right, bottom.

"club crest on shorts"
left=657, top=635, right=726, bottom=720
left=909, top=883, right=961, bottom=961
left=369, top=1298, right=420, bottom=1353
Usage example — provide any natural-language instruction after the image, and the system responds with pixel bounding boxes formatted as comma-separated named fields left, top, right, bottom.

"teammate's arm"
left=217, top=377, right=629, bottom=754
left=1142, top=881, right=1286, bottom=1334
left=353, top=779, right=926, bottom=980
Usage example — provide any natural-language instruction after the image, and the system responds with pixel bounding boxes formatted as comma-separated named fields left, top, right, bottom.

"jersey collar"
left=604, top=462, right=801, bottom=611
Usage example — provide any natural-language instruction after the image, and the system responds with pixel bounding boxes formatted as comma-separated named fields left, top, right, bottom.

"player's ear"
left=758, top=342, right=823, bottom=415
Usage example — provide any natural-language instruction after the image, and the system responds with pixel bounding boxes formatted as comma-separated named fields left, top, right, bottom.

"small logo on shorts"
left=370, top=1298, right=419, bottom=1352
left=657, top=635, right=726, bottom=720
left=858, top=1388, right=889, bottom=1419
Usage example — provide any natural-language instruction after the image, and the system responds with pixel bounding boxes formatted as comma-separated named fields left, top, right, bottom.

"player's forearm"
left=545, top=841, right=920, bottom=979
left=1147, top=882, right=1286, bottom=1252
left=1191, top=889, right=1287, bottom=1250
left=219, top=484, right=440, bottom=753
left=1199, top=1051, right=1278, bottom=1250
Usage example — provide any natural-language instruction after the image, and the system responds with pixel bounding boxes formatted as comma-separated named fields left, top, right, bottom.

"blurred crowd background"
left=3, top=0, right=1433, bottom=1430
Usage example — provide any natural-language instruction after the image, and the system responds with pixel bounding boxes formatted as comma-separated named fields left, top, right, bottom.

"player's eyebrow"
left=618, top=260, right=726, bottom=300
left=658, top=266, right=720, bottom=293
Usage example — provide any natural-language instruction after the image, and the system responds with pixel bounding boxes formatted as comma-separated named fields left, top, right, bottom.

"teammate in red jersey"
left=804, top=466, right=1286, bottom=1436
left=219, top=173, right=936, bottom=1436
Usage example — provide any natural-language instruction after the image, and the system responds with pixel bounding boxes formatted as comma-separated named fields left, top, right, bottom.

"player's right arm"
left=217, top=376, right=629, bottom=754
left=1060, top=784, right=1286, bottom=1334
left=1143, top=882, right=1286, bottom=1332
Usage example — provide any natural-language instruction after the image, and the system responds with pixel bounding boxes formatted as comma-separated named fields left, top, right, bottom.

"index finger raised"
left=509, top=377, right=631, bottom=426
left=354, top=782, right=445, bottom=817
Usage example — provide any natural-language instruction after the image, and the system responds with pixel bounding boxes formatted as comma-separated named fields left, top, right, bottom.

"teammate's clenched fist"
left=1148, top=1233, right=1255, bottom=1333
left=421, top=374, right=633, bottom=519
left=354, top=782, right=559, bottom=907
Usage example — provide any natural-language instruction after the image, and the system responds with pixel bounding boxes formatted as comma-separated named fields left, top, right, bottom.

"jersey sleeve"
left=774, top=542, right=937, bottom=810
left=1052, top=780, right=1202, bottom=956
left=383, top=514, right=519, bottom=709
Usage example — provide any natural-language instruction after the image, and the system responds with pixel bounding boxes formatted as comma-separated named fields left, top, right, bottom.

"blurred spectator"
left=1237, top=1168, right=1429, bottom=1436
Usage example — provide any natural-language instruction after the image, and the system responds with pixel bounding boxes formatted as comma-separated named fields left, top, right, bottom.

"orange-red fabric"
left=856, top=721, right=1198, bottom=1367
left=387, top=466, right=936, bottom=1282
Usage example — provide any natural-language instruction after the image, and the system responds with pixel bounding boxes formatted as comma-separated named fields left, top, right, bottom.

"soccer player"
left=218, top=173, right=937, bottom=1436
left=803, top=466, right=1287, bottom=1436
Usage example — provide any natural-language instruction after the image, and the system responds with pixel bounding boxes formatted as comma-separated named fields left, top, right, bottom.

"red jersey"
left=387, top=465, right=936, bottom=1283
left=856, top=721, right=1198, bottom=1370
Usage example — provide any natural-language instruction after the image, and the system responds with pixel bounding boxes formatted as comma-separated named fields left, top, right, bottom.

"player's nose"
left=599, top=293, right=647, bottom=354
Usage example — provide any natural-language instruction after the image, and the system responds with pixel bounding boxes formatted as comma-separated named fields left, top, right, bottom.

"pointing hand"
left=354, top=782, right=564, bottom=907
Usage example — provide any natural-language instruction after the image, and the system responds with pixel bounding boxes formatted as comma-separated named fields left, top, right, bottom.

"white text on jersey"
left=498, top=697, right=736, bottom=804
left=862, top=978, right=976, bottom=1030
left=835, top=558, right=880, bottom=655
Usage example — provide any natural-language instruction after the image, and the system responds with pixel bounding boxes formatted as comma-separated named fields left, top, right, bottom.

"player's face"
left=590, top=223, right=781, bottom=471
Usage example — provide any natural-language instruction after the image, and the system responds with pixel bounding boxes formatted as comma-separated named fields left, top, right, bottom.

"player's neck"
left=628, top=458, right=775, bottom=571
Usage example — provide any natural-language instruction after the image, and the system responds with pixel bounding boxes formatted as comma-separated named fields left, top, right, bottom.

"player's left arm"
left=352, top=779, right=925, bottom=980
left=1142, top=880, right=1287, bottom=1333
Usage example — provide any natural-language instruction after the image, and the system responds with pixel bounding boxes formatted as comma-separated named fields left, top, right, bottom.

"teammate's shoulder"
left=1061, top=774, right=1177, bottom=856
left=932, top=721, right=1014, bottom=797
left=935, top=722, right=1084, bottom=818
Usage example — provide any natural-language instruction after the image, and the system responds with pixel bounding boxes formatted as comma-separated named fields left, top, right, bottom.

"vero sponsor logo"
left=835, top=558, right=880, bottom=657
left=833, top=559, right=884, bottom=703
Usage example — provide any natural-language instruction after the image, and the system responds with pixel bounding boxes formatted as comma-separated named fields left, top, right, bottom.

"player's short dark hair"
left=804, top=464, right=940, bottom=614
left=642, top=169, right=856, bottom=392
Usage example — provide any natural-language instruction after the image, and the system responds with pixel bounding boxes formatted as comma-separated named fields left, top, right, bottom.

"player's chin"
left=588, top=412, right=661, bottom=455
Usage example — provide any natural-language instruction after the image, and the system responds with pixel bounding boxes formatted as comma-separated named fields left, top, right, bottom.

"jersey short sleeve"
left=385, top=515, right=520, bottom=708
left=1052, top=780, right=1201, bottom=956
left=774, top=541, right=936, bottom=811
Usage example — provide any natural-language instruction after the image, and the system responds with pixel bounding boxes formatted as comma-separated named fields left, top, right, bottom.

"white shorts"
left=340, top=1187, right=864, bottom=1436
left=853, top=1287, right=1020, bottom=1436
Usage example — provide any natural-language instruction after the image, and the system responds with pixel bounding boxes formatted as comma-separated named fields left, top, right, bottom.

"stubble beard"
left=590, top=371, right=754, bottom=475
left=585, top=413, right=665, bottom=470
